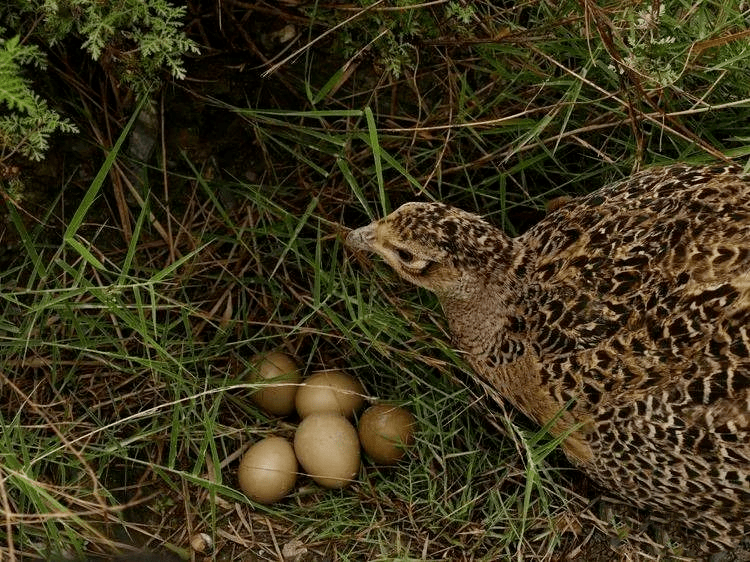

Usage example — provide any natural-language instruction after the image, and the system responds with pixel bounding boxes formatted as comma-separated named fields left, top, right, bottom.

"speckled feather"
left=347, top=164, right=750, bottom=550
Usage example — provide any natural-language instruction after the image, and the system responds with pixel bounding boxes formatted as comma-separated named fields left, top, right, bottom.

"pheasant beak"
left=345, top=223, right=377, bottom=252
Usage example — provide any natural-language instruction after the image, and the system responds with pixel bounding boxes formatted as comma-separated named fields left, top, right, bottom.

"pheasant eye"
left=396, top=248, right=414, bottom=262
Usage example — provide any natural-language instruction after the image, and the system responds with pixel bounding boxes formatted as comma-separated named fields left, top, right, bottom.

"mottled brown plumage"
left=346, top=164, right=750, bottom=551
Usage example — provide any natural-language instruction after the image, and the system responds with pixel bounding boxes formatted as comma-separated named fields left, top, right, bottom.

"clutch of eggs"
left=238, top=352, right=415, bottom=502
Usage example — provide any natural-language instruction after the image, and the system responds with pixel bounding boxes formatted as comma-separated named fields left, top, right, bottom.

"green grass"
left=2, top=0, right=750, bottom=560
left=0, top=130, right=577, bottom=559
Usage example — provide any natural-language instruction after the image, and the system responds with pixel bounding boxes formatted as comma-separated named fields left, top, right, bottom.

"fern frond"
left=0, top=36, right=41, bottom=114
left=0, top=35, right=77, bottom=162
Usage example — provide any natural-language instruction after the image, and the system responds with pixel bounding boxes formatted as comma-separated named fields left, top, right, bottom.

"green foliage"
left=68, top=0, right=201, bottom=83
left=616, top=0, right=750, bottom=90
left=315, top=0, right=477, bottom=78
left=0, top=35, right=78, bottom=162
left=18, top=0, right=200, bottom=86
left=0, top=36, right=44, bottom=115
left=446, top=1, right=476, bottom=25
left=0, top=0, right=199, bottom=163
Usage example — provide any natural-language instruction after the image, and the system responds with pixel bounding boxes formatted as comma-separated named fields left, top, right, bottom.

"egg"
left=237, top=437, right=298, bottom=504
left=358, top=404, right=415, bottom=465
left=293, top=413, right=360, bottom=489
left=249, top=351, right=301, bottom=416
left=295, top=370, right=365, bottom=419
left=190, top=533, right=213, bottom=553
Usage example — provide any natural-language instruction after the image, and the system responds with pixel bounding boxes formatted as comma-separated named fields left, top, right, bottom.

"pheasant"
left=346, top=164, right=750, bottom=551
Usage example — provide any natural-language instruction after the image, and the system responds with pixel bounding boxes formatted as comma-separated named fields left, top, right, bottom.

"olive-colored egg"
left=358, top=404, right=415, bottom=465
left=237, top=437, right=298, bottom=504
left=249, top=351, right=301, bottom=416
left=293, top=413, right=360, bottom=489
left=295, top=370, right=365, bottom=419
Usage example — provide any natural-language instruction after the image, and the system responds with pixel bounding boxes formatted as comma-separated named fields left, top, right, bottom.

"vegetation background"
left=1, top=0, right=750, bottom=560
